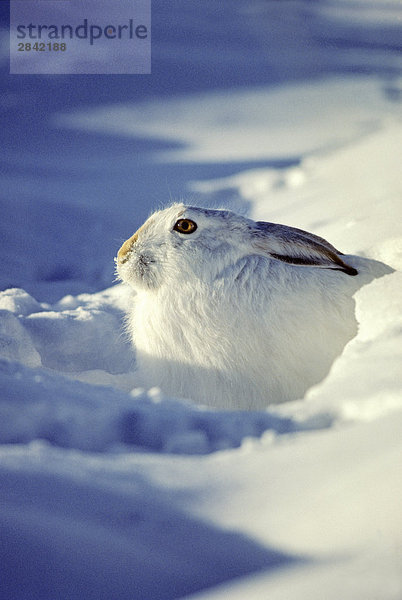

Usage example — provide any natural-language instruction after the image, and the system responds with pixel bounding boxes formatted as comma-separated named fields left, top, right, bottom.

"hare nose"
left=117, top=219, right=153, bottom=264
left=117, top=231, right=139, bottom=264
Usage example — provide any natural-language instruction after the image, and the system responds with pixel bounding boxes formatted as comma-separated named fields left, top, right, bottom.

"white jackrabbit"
left=116, top=203, right=390, bottom=410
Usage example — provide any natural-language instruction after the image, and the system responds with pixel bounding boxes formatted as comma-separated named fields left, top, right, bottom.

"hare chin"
left=119, top=257, right=161, bottom=290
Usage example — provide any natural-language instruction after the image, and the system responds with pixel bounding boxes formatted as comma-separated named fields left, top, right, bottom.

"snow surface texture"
left=1, top=1, right=402, bottom=599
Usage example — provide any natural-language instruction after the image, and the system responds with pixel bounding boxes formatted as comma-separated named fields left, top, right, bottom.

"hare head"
left=116, top=203, right=385, bottom=410
left=117, top=203, right=357, bottom=290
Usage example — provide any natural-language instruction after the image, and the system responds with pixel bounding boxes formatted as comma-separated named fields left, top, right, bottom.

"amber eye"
left=173, top=218, right=197, bottom=234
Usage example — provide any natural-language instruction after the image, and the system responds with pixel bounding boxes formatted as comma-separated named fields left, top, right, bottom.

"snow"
left=56, top=77, right=402, bottom=162
left=1, top=1, right=402, bottom=599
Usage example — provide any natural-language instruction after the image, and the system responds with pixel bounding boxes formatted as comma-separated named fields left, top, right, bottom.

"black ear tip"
left=345, top=266, right=358, bottom=276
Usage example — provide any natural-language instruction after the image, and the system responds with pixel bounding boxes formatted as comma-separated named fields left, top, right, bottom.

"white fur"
left=116, top=203, right=390, bottom=410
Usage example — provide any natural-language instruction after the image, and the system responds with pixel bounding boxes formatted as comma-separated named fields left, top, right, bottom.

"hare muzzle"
left=117, top=221, right=151, bottom=265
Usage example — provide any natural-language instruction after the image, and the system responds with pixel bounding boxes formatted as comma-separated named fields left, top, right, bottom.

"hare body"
left=117, top=204, right=389, bottom=410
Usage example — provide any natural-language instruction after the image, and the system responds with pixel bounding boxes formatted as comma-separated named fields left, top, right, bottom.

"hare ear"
left=251, top=221, right=358, bottom=276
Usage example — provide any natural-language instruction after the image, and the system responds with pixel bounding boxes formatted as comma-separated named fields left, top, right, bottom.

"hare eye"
left=173, top=218, right=197, bottom=234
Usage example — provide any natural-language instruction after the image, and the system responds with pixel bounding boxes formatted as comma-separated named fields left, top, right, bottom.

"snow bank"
left=1, top=3, right=402, bottom=595
left=0, top=442, right=294, bottom=600
left=55, top=76, right=402, bottom=163
left=1, top=103, right=401, bottom=596
left=0, top=358, right=303, bottom=455
left=178, top=408, right=402, bottom=600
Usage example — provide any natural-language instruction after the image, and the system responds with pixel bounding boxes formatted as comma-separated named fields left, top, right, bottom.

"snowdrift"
left=1, top=1, right=402, bottom=596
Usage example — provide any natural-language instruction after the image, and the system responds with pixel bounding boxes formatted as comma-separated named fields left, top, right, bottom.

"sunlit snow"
left=1, top=1, right=402, bottom=599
